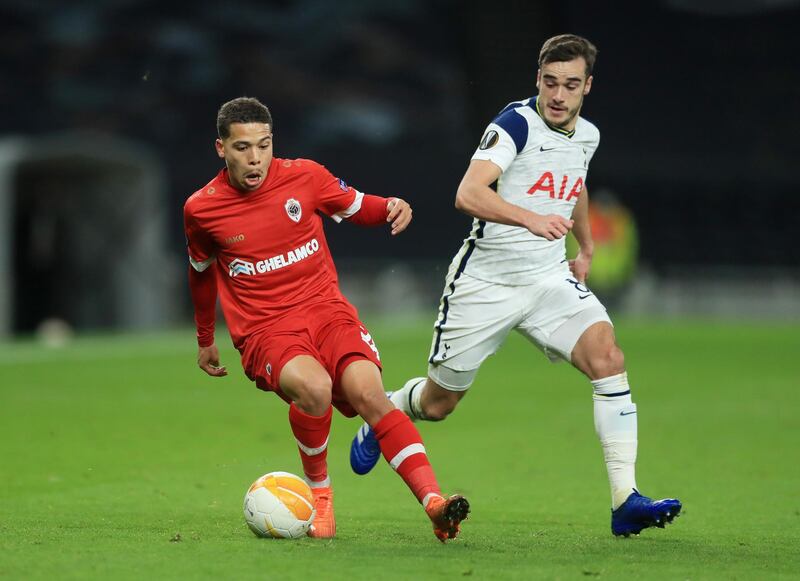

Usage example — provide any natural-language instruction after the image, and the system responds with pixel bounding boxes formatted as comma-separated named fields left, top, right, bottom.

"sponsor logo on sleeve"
left=338, top=178, right=349, bottom=191
left=479, top=130, right=499, bottom=150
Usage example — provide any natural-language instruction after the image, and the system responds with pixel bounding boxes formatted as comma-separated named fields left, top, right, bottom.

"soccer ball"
left=243, top=471, right=316, bottom=539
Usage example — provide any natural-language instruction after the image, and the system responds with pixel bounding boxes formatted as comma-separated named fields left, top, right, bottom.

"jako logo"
left=224, top=233, right=245, bottom=245
left=229, top=258, right=256, bottom=277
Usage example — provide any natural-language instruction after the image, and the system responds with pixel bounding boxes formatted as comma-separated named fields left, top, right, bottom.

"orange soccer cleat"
left=425, top=494, right=470, bottom=542
left=307, top=486, right=336, bottom=538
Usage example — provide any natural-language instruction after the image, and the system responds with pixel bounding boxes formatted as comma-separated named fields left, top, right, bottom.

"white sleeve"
left=189, top=255, right=216, bottom=272
left=581, top=121, right=601, bottom=165
left=328, top=190, right=364, bottom=223
left=470, top=124, right=518, bottom=173
left=586, top=133, right=600, bottom=165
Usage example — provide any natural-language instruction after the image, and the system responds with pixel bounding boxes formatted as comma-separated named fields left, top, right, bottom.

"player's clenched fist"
left=387, top=197, right=412, bottom=235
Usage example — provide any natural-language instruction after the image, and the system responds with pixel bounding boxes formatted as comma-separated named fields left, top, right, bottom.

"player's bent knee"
left=610, top=346, right=625, bottom=373
left=346, top=383, right=391, bottom=417
left=587, top=344, right=625, bottom=380
left=290, top=376, right=333, bottom=414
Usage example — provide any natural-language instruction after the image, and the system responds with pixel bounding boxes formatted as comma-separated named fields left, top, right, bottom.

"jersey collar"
left=533, top=96, right=576, bottom=138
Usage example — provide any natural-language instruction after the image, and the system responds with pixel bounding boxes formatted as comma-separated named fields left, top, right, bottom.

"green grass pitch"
left=1, top=317, right=799, bottom=579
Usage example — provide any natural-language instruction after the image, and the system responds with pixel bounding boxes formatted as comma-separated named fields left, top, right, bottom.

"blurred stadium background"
left=3, top=3, right=800, bottom=577
left=1, top=0, right=799, bottom=338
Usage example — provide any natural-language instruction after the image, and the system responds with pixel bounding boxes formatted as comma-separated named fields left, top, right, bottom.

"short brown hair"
left=216, top=97, right=273, bottom=139
left=538, top=34, right=598, bottom=77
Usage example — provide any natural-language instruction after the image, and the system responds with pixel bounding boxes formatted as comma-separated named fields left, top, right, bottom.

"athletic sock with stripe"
left=289, top=403, right=332, bottom=488
left=388, top=377, right=428, bottom=420
left=592, top=372, right=638, bottom=509
left=373, top=409, right=440, bottom=504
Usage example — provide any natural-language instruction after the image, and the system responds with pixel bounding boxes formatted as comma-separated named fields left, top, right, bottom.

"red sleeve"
left=188, top=266, right=217, bottom=347
left=309, top=161, right=359, bottom=217
left=305, top=160, right=391, bottom=225
left=183, top=199, right=215, bottom=266
left=347, top=194, right=390, bottom=226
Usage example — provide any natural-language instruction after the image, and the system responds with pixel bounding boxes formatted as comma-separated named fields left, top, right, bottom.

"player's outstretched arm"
left=455, top=160, right=573, bottom=241
left=346, top=194, right=412, bottom=235
left=197, top=343, right=227, bottom=377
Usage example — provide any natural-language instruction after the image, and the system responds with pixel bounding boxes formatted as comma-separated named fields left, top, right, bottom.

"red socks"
left=374, top=409, right=441, bottom=504
left=289, top=405, right=441, bottom=504
left=288, top=403, right=332, bottom=487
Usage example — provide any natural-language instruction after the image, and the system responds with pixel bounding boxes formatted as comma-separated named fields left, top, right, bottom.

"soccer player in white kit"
left=350, top=34, right=681, bottom=536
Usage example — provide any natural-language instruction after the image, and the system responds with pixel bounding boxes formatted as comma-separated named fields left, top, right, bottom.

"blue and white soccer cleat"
left=350, top=391, right=395, bottom=475
left=611, top=489, right=682, bottom=537
left=350, top=422, right=381, bottom=475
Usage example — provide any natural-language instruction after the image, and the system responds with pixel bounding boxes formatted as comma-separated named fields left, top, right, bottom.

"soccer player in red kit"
left=183, top=97, right=469, bottom=541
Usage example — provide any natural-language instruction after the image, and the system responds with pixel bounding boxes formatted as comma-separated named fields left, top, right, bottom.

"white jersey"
left=451, top=96, right=600, bottom=285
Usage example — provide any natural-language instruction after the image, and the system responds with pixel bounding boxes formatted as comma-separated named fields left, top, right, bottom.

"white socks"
left=592, top=372, right=638, bottom=510
left=390, top=372, right=638, bottom=509
left=388, top=377, right=427, bottom=421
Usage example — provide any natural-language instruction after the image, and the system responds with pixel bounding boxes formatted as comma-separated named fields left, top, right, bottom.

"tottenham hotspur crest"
left=285, top=198, right=302, bottom=223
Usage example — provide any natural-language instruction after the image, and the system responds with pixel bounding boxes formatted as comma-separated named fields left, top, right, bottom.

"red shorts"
left=240, top=299, right=382, bottom=417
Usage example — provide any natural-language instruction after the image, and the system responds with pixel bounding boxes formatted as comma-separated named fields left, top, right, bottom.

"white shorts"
left=427, top=264, right=611, bottom=391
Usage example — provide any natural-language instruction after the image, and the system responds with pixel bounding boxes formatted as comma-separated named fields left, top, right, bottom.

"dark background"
left=3, top=0, right=799, bottom=331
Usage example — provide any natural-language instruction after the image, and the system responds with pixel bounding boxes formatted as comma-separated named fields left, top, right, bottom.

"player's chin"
left=546, top=111, right=569, bottom=127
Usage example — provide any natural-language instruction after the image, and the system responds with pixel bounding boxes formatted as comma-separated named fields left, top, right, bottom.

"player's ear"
left=215, top=138, right=225, bottom=159
left=584, top=75, right=593, bottom=96
left=535, top=69, right=541, bottom=90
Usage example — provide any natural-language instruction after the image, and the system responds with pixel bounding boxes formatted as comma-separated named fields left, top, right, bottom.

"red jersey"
left=184, top=157, right=368, bottom=350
